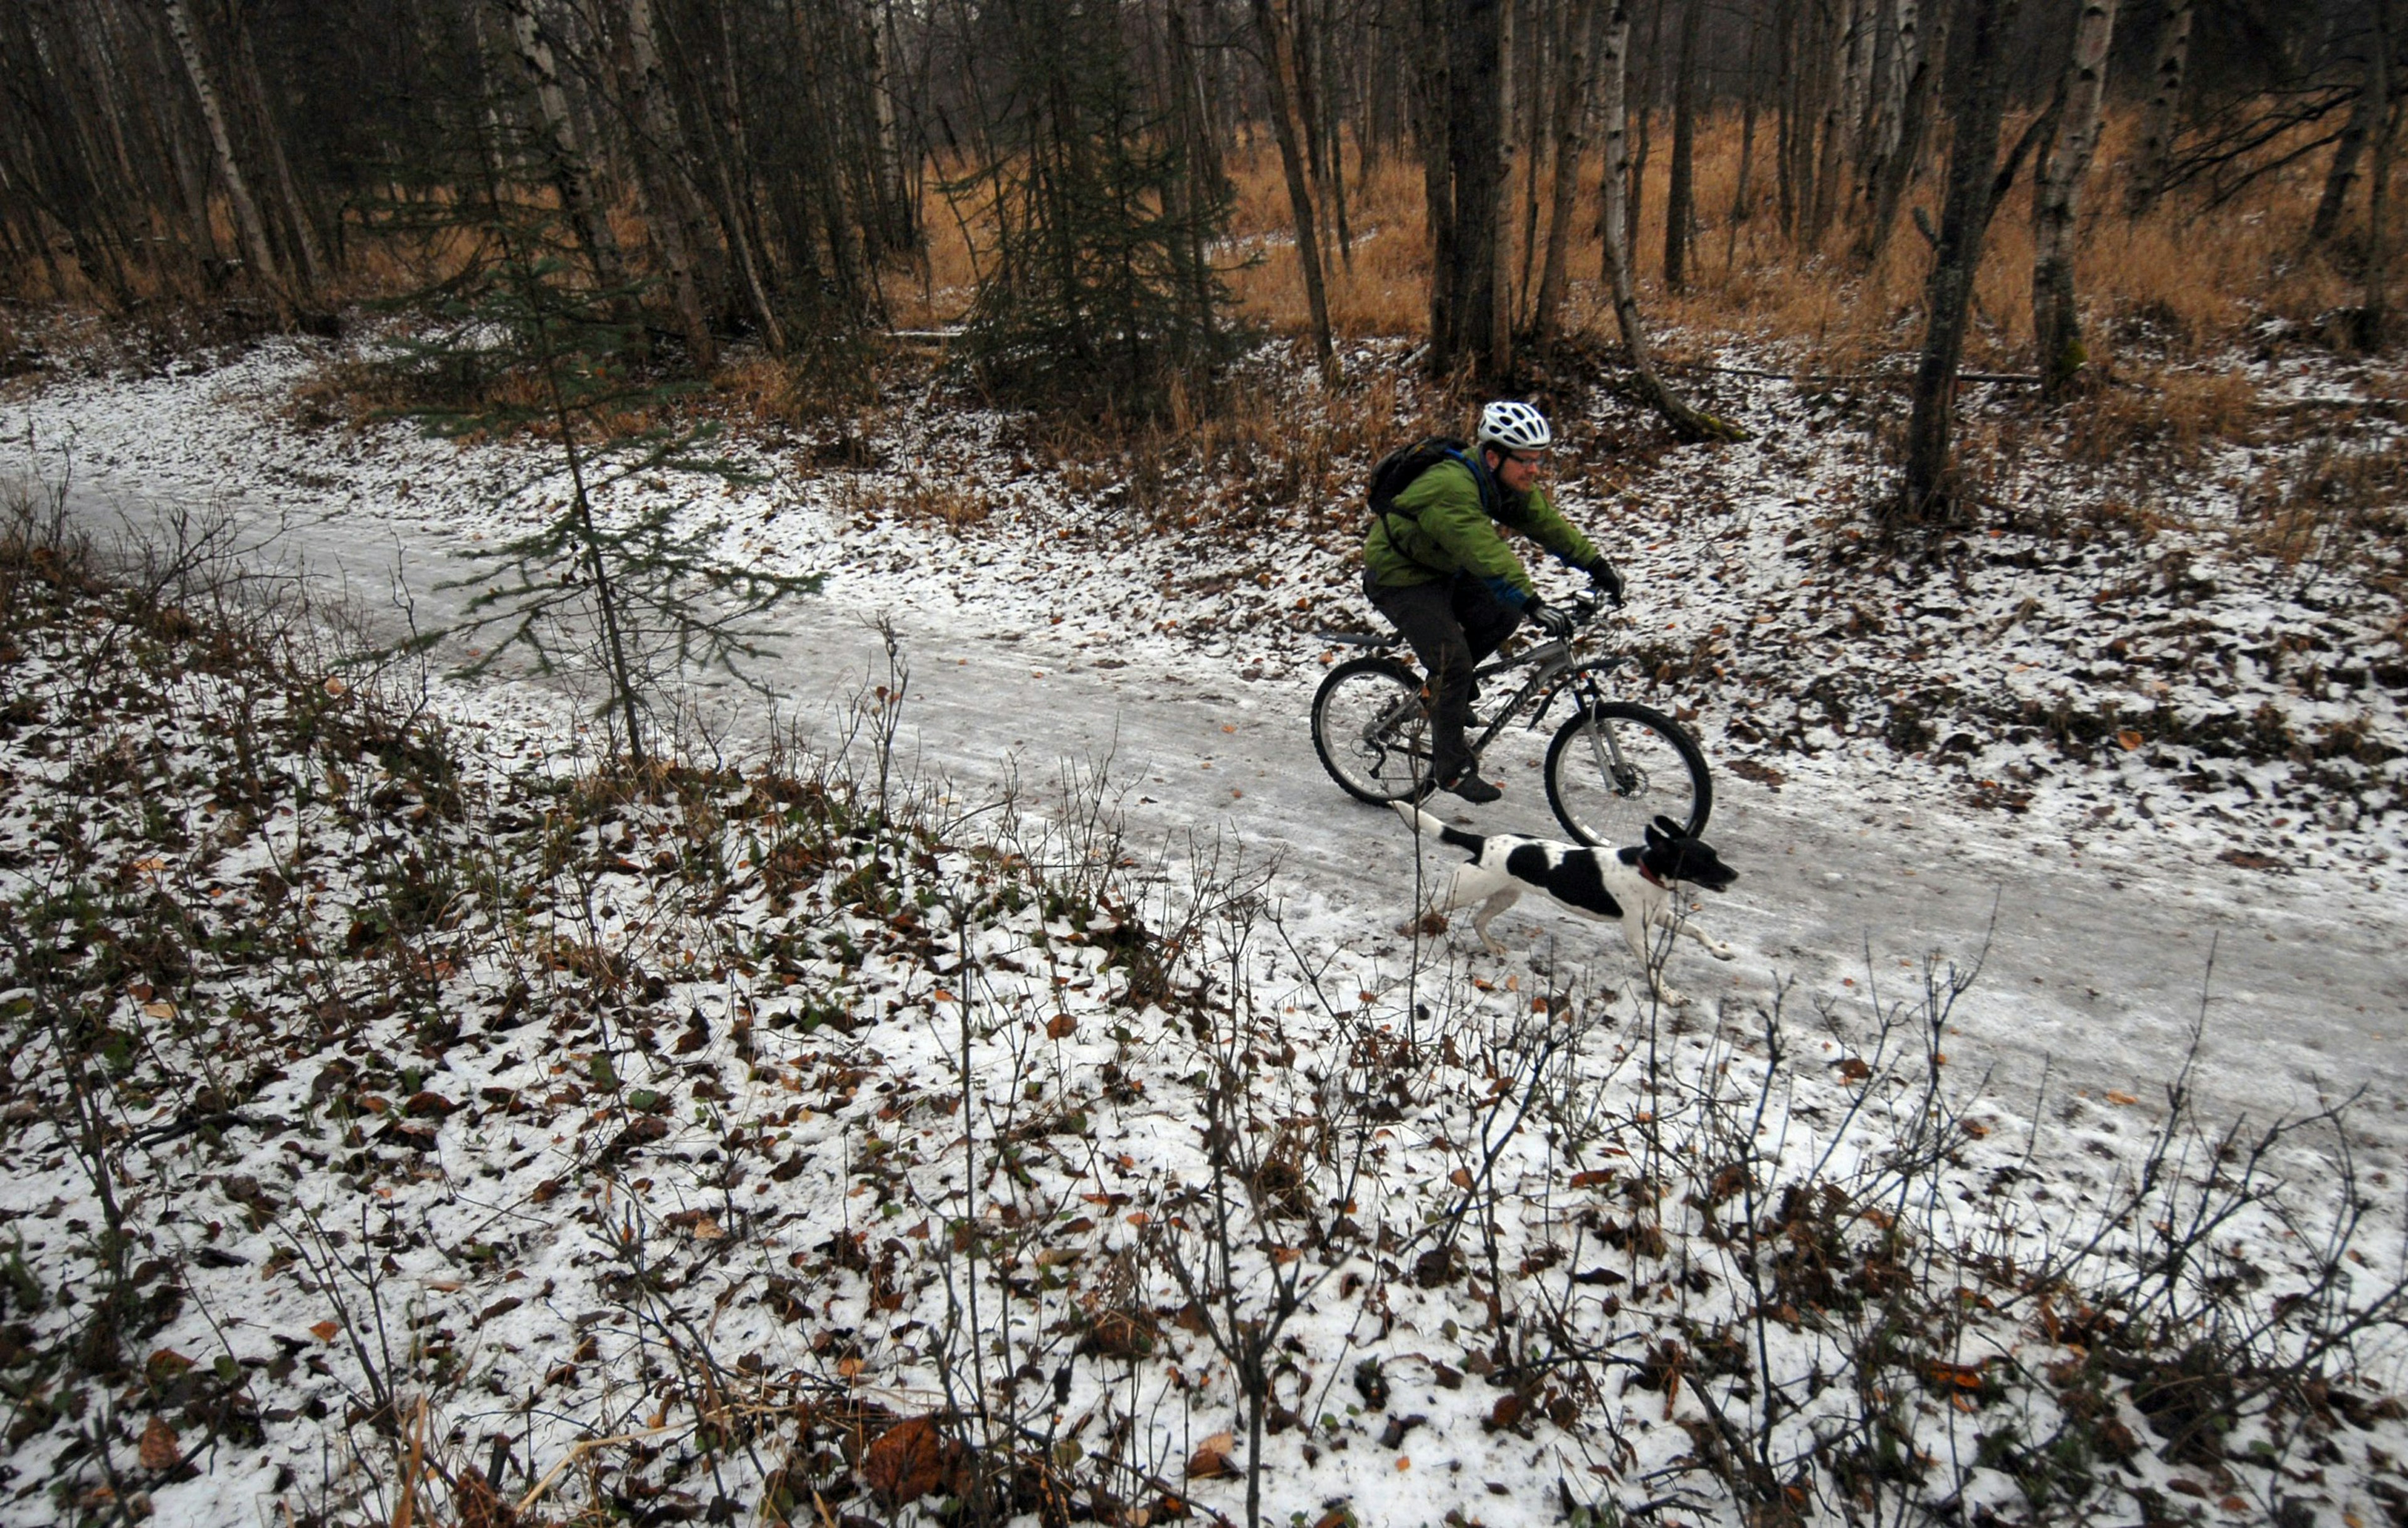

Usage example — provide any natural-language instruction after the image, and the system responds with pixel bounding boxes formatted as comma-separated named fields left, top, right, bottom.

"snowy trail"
left=37, top=463, right=2408, bottom=1152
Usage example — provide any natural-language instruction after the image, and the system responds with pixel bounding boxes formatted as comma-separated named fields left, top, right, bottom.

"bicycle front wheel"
left=1544, top=702, right=1711, bottom=847
left=1311, top=656, right=1434, bottom=804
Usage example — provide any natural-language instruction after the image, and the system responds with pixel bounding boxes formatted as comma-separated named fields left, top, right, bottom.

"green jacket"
left=1363, top=455, right=1602, bottom=605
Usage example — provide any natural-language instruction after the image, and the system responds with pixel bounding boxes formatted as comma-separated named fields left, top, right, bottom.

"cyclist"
left=1362, top=400, right=1624, bottom=804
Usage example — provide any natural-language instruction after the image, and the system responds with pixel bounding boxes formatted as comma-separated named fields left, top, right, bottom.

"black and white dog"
left=1392, top=802, right=1741, bottom=1007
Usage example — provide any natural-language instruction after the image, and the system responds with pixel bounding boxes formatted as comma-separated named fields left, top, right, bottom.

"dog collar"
left=1639, top=864, right=1668, bottom=889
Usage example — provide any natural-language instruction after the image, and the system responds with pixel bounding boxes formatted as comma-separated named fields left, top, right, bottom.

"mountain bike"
left=1309, top=593, right=1711, bottom=847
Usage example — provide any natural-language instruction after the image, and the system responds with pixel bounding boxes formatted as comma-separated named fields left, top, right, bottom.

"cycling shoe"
left=1442, top=771, right=1502, bottom=805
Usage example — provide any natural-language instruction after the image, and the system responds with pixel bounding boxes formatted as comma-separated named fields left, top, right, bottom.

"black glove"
left=1587, top=558, right=1627, bottom=606
left=1525, top=598, right=1576, bottom=641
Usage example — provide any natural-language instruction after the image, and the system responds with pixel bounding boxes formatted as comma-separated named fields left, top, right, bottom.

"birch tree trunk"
left=1600, top=0, right=1633, bottom=285
left=2125, top=0, right=2192, bottom=217
left=1252, top=0, right=1337, bottom=383
left=862, top=0, right=910, bottom=250
left=1663, top=0, right=1703, bottom=288
left=226, top=0, right=329, bottom=299
left=1864, top=0, right=1947, bottom=263
left=1900, top=0, right=2025, bottom=520
left=619, top=0, right=715, bottom=368
left=161, top=0, right=288, bottom=314
left=1599, top=0, right=1741, bottom=442
left=1810, top=0, right=1864, bottom=241
left=2032, top=0, right=2118, bottom=400
left=699, top=0, right=784, bottom=353
left=1531, top=0, right=1600, bottom=344
left=1852, top=0, right=1911, bottom=225
left=131, top=4, right=221, bottom=272
left=495, top=0, right=635, bottom=300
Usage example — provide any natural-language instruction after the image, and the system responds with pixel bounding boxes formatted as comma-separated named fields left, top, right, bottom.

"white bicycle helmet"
left=1476, top=400, right=1553, bottom=454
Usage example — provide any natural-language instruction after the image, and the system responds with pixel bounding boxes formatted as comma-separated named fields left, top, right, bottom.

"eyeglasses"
left=1504, top=450, right=1546, bottom=468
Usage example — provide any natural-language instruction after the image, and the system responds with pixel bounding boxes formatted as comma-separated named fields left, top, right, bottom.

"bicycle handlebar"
left=1563, top=590, right=1624, bottom=622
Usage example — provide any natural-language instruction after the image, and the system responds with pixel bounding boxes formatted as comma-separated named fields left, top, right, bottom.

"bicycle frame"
left=1329, top=593, right=1647, bottom=766
left=1464, top=641, right=1618, bottom=761
left=1349, top=631, right=1638, bottom=785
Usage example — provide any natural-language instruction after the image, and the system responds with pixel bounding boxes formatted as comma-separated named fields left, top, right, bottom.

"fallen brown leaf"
left=1187, top=1431, right=1235, bottom=1479
left=139, top=1416, right=180, bottom=1471
left=864, top=1414, right=958, bottom=1506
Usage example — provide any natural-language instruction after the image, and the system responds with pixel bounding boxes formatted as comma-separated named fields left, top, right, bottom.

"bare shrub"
left=2246, top=433, right=2408, bottom=578
left=2061, top=367, right=2259, bottom=468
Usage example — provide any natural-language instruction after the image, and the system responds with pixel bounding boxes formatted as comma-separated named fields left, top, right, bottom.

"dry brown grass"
left=2242, top=433, right=2408, bottom=569
left=2057, top=364, right=2259, bottom=466
left=6, top=191, right=495, bottom=314
left=989, top=351, right=1475, bottom=534
left=1634, top=106, right=2375, bottom=373
left=898, top=103, right=2391, bottom=381
left=829, top=468, right=995, bottom=532
left=14, top=95, right=2389, bottom=385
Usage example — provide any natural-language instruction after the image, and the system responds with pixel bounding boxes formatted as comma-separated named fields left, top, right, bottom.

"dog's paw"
left=1708, top=941, right=1736, bottom=962
left=1479, top=938, right=1509, bottom=957
left=1649, top=983, right=1691, bottom=1009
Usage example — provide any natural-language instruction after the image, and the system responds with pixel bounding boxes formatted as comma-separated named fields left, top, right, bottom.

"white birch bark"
left=1839, top=0, right=1875, bottom=172
left=2032, top=0, right=2118, bottom=398
left=161, top=0, right=287, bottom=310
left=495, top=0, right=632, bottom=294
left=1599, top=1, right=1740, bottom=440
left=227, top=5, right=327, bottom=296
left=1809, top=0, right=1863, bottom=238
left=621, top=0, right=714, bottom=366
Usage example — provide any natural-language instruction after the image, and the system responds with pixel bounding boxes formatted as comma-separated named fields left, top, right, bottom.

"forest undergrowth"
left=3, top=467, right=2407, bottom=1527
left=884, top=114, right=2405, bottom=378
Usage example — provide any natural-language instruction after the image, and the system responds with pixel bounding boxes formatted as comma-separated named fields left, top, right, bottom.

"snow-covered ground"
left=3, top=331, right=2405, bottom=1525
left=6, top=336, right=2401, bottom=1137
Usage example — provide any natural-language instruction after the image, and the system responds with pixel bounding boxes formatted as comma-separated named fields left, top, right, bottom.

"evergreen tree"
left=953, top=0, right=1240, bottom=419
left=371, top=106, right=819, bottom=769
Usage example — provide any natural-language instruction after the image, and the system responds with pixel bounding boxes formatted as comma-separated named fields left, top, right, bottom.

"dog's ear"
left=1649, top=815, right=1684, bottom=842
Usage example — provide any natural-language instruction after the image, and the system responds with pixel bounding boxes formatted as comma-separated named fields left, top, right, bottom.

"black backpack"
left=1366, top=435, right=1471, bottom=521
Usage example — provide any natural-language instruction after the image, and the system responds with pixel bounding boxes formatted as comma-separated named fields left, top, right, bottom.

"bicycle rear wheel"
left=1543, top=702, right=1711, bottom=847
left=1311, top=657, right=1434, bottom=804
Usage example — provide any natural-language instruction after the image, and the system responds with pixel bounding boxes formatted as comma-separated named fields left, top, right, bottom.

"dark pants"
left=1365, top=570, right=1523, bottom=783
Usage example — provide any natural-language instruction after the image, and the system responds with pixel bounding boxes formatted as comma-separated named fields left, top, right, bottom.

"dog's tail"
left=1391, top=799, right=1485, bottom=855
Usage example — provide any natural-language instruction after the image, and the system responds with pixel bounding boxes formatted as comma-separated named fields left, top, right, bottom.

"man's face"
left=1491, top=445, right=1545, bottom=494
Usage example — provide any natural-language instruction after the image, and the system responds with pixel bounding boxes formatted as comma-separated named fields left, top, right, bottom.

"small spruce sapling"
left=383, top=194, right=820, bottom=770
